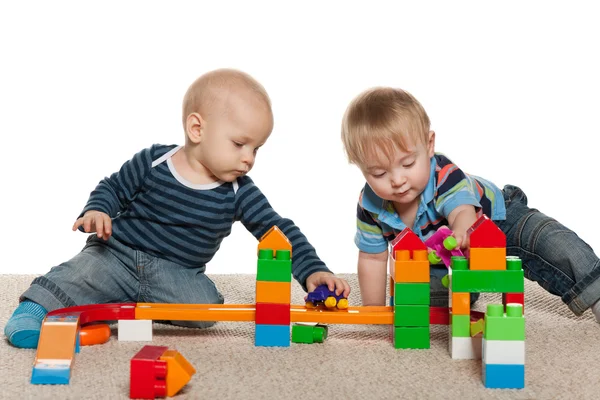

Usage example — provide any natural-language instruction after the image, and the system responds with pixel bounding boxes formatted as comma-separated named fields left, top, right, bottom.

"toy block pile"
left=482, top=304, right=525, bottom=389
left=130, top=345, right=196, bottom=399
left=255, top=226, right=293, bottom=347
left=389, top=228, right=431, bottom=349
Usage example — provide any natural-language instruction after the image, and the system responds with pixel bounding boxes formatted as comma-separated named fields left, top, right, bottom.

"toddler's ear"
left=427, top=130, right=436, bottom=157
left=186, top=112, right=205, bottom=144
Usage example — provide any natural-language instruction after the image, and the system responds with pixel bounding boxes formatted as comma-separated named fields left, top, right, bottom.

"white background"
left=1, top=1, right=598, bottom=275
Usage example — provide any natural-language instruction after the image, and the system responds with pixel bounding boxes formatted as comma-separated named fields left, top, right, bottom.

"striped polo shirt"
left=79, top=144, right=330, bottom=289
left=355, top=153, right=506, bottom=253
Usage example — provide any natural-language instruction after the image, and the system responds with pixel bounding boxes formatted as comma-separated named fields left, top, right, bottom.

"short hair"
left=341, top=87, right=431, bottom=168
left=182, top=68, right=272, bottom=127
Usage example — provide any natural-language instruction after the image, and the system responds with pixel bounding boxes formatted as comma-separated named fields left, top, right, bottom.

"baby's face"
left=199, top=93, right=273, bottom=182
left=361, top=137, right=434, bottom=213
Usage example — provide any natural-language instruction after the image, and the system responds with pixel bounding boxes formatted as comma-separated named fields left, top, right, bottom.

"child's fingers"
left=96, top=217, right=104, bottom=238
left=72, top=218, right=83, bottom=231
left=103, top=216, right=112, bottom=237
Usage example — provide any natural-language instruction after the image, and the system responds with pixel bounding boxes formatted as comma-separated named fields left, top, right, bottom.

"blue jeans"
left=20, top=235, right=224, bottom=328
left=495, top=185, right=600, bottom=316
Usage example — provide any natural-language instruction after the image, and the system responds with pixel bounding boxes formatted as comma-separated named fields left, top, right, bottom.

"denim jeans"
left=20, top=235, right=224, bottom=328
left=495, top=185, right=600, bottom=316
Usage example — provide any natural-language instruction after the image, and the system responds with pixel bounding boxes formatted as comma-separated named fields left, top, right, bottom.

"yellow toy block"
left=160, top=350, right=196, bottom=396
left=256, top=280, right=291, bottom=304
left=452, top=293, right=470, bottom=315
left=469, top=247, right=506, bottom=270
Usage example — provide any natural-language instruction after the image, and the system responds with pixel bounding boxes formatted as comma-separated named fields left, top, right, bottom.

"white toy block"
left=450, top=335, right=482, bottom=359
left=482, top=338, right=525, bottom=364
left=118, top=320, right=153, bottom=341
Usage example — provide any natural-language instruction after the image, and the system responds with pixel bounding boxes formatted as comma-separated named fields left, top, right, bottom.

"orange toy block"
left=258, top=226, right=292, bottom=256
left=452, top=293, right=470, bottom=315
left=469, top=247, right=506, bottom=270
left=390, top=250, right=429, bottom=282
left=159, top=350, right=196, bottom=397
left=256, top=280, right=291, bottom=304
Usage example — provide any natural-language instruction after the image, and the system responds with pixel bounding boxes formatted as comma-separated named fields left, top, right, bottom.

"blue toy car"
left=305, top=284, right=348, bottom=309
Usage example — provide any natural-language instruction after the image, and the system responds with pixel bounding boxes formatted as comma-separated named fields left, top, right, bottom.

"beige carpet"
left=1, top=274, right=599, bottom=400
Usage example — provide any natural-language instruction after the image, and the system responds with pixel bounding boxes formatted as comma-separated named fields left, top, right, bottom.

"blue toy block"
left=483, top=364, right=525, bottom=389
left=255, top=324, right=290, bottom=347
left=31, top=363, right=71, bottom=384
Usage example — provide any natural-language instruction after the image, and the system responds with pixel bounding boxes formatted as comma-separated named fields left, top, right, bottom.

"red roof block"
left=467, top=215, right=506, bottom=248
left=391, top=228, right=426, bottom=259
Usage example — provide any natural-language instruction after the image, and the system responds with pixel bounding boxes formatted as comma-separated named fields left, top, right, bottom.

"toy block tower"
left=482, top=304, right=525, bottom=389
left=389, top=228, right=430, bottom=349
left=255, top=226, right=293, bottom=347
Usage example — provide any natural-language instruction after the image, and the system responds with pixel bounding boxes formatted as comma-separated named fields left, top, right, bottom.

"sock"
left=592, top=299, right=600, bottom=324
left=4, top=300, right=48, bottom=348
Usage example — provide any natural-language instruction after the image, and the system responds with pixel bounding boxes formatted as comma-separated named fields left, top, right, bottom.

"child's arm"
left=72, top=145, right=163, bottom=239
left=357, top=250, right=388, bottom=306
left=447, top=204, right=478, bottom=250
left=236, top=177, right=350, bottom=296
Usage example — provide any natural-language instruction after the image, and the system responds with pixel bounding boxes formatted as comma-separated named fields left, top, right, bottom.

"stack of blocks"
left=389, top=229, right=431, bottom=349
left=449, top=215, right=525, bottom=389
left=254, top=227, right=293, bottom=347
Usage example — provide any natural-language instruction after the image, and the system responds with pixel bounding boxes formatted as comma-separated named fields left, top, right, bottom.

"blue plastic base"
left=31, top=364, right=71, bottom=385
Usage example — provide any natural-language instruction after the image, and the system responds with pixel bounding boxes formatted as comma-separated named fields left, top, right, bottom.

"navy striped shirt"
left=79, top=144, right=329, bottom=290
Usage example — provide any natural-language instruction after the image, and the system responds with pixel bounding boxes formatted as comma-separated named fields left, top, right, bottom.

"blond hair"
left=341, top=87, right=431, bottom=168
left=182, top=68, right=272, bottom=127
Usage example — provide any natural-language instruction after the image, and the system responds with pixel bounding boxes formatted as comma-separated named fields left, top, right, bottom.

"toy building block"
left=31, top=315, right=80, bottom=384
left=257, top=226, right=292, bottom=257
left=451, top=314, right=471, bottom=337
left=394, top=305, right=429, bottom=327
left=130, top=345, right=196, bottom=399
left=394, top=327, right=430, bottom=349
left=451, top=257, right=524, bottom=293
left=394, top=283, right=430, bottom=305
left=255, top=280, right=291, bottom=304
left=467, top=215, right=506, bottom=248
left=450, top=335, right=483, bottom=359
left=392, top=249, right=430, bottom=283
left=452, top=292, right=470, bottom=315
left=391, top=227, right=427, bottom=259
left=255, top=303, right=291, bottom=325
left=255, top=324, right=290, bottom=347
left=483, top=364, right=525, bottom=389
left=484, top=304, right=525, bottom=341
left=291, top=323, right=328, bottom=344
left=79, top=323, right=111, bottom=346
left=503, top=292, right=525, bottom=312
left=256, top=249, right=292, bottom=282
left=482, top=339, right=525, bottom=365
left=119, top=319, right=153, bottom=341
left=424, top=226, right=464, bottom=267
left=469, top=247, right=507, bottom=270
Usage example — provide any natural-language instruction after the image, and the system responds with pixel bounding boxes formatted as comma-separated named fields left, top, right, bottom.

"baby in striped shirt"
left=340, top=86, right=600, bottom=324
left=4, top=69, right=350, bottom=348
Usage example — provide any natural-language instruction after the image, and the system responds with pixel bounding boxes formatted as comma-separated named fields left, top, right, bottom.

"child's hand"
left=72, top=210, right=112, bottom=240
left=452, top=231, right=470, bottom=251
left=305, top=271, right=351, bottom=298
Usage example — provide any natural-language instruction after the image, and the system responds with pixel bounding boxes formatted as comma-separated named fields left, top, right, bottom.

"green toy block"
left=291, top=324, right=328, bottom=344
left=394, top=283, right=430, bottom=305
left=451, top=270, right=524, bottom=293
left=394, top=305, right=429, bottom=327
left=451, top=314, right=471, bottom=337
left=484, top=304, right=525, bottom=341
left=256, top=258, right=292, bottom=282
left=394, top=327, right=430, bottom=349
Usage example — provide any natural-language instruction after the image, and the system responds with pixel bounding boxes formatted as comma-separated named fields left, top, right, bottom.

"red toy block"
left=130, top=346, right=168, bottom=399
left=391, top=228, right=426, bottom=259
left=467, top=215, right=506, bottom=248
left=503, top=292, right=525, bottom=313
left=255, top=303, right=291, bottom=325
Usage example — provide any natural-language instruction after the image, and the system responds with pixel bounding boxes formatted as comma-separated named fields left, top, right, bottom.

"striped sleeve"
left=235, top=177, right=331, bottom=291
left=355, top=195, right=388, bottom=254
left=434, top=161, right=481, bottom=218
left=78, top=145, right=158, bottom=220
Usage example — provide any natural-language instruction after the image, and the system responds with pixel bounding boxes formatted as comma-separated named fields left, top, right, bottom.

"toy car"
left=305, top=284, right=348, bottom=309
